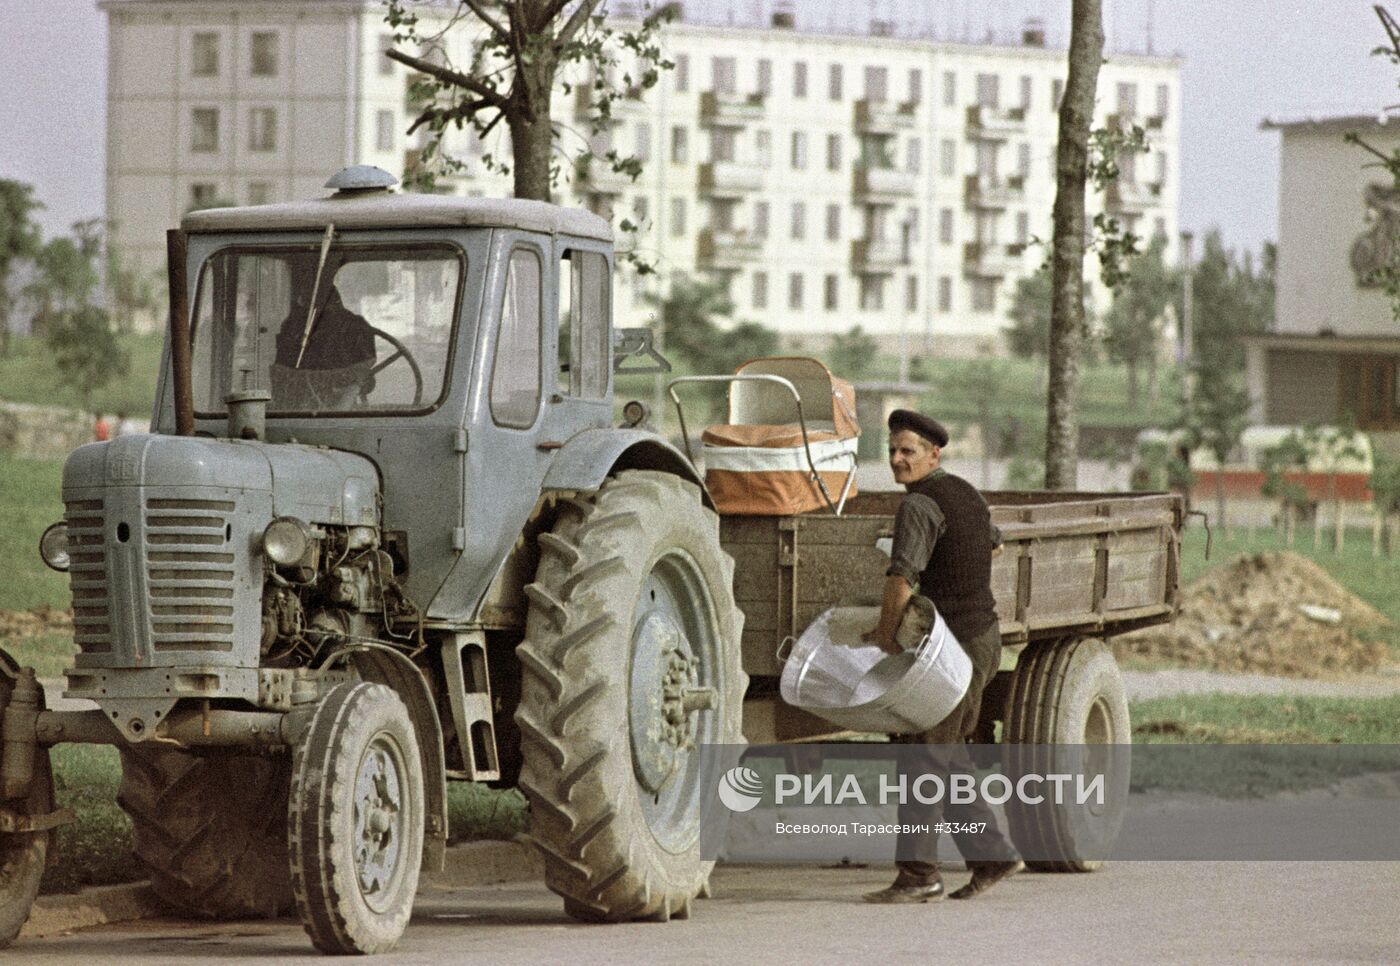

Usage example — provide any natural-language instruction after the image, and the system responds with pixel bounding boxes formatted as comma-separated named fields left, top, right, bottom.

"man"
left=272, top=257, right=377, bottom=409
left=862, top=409, right=1024, bottom=904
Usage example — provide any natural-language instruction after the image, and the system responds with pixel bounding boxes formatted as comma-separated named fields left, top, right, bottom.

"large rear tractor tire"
left=516, top=471, right=746, bottom=923
left=1002, top=636, right=1131, bottom=872
left=116, top=747, right=294, bottom=919
left=288, top=682, right=424, bottom=955
left=0, top=748, right=54, bottom=948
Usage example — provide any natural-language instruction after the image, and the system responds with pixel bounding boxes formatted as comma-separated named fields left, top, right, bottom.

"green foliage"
left=1103, top=234, right=1174, bottom=405
left=1086, top=124, right=1149, bottom=290
left=46, top=305, right=131, bottom=408
left=1183, top=230, right=1274, bottom=380
left=41, top=745, right=140, bottom=893
left=1004, top=267, right=1052, bottom=363
left=0, top=331, right=163, bottom=416
left=1260, top=430, right=1310, bottom=510
left=644, top=273, right=777, bottom=376
left=826, top=325, right=878, bottom=379
left=1369, top=454, right=1400, bottom=513
left=0, top=179, right=43, bottom=353
left=1130, top=438, right=1193, bottom=493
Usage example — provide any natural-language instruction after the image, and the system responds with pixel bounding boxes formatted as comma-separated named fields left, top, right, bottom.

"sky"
left=1, top=0, right=1396, bottom=258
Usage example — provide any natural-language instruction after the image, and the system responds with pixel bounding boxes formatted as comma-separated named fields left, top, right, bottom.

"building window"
left=754, top=201, right=770, bottom=238
left=634, top=122, right=651, bottom=162
left=859, top=276, right=884, bottom=311
left=825, top=204, right=841, bottom=241
left=939, top=207, right=954, bottom=244
left=248, top=108, right=276, bottom=152
left=788, top=273, right=804, bottom=310
left=191, top=32, right=219, bottom=77
left=864, top=66, right=888, bottom=102
left=975, top=73, right=999, bottom=108
left=790, top=131, right=807, bottom=170
left=1017, top=142, right=1031, bottom=176
left=905, top=276, right=918, bottom=313
left=908, top=68, right=922, bottom=104
left=710, top=127, right=736, bottom=163
left=191, top=108, right=219, bottom=152
left=940, top=139, right=956, bottom=177
left=1015, top=211, right=1029, bottom=245
left=752, top=271, right=768, bottom=309
left=942, top=70, right=956, bottom=107
left=828, top=63, right=843, bottom=101
left=906, top=137, right=921, bottom=174
left=971, top=278, right=997, bottom=313
left=826, top=133, right=842, bottom=171
left=670, top=197, right=686, bottom=237
left=189, top=182, right=219, bottom=210
left=1018, top=74, right=1032, bottom=109
left=1153, top=216, right=1166, bottom=239
left=938, top=276, right=952, bottom=312
left=756, top=128, right=772, bottom=167
left=793, top=60, right=808, bottom=98
left=1342, top=358, right=1400, bottom=429
left=757, top=58, right=772, bottom=96
left=904, top=208, right=919, bottom=245
left=790, top=202, right=806, bottom=240
left=824, top=274, right=839, bottom=310
left=632, top=195, right=649, bottom=226
left=675, top=53, right=689, bottom=92
left=712, top=57, right=736, bottom=95
left=1052, top=78, right=1065, bottom=112
left=250, top=31, right=278, bottom=77
left=671, top=126, right=688, bottom=164
left=710, top=198, right=736, bottom=232
left=1116, top=82, right=1138, bottom=117
left=375, top=110, right=396, bottom=152
left=378, top=33, right=395, bottom=76
left=1156, top=82, right=1170, bottom=119
left=247, top=182, right=271, bottom=206
left=1156, top=151, right=1168, bottom=185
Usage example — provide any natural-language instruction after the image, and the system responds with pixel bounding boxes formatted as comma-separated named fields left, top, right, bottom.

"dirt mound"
left=1113, top=552, right=1392, bottom=677
left=0, top=606, right=73, bottom=640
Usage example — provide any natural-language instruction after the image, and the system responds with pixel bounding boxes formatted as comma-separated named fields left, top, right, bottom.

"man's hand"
left=861, top=627, right=900, bottom=656
left=868, top=575, right=914, bottom=656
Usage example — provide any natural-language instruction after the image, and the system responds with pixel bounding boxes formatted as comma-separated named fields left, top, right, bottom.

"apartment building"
left=103, top=1, right=1181, bottom=348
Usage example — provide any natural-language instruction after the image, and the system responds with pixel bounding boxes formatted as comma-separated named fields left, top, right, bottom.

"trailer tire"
left=117, top=748, right=294, bottom=919
left=515, top=471, right=746, bottom=923
left=1002, top=636, right=1130, bottom=872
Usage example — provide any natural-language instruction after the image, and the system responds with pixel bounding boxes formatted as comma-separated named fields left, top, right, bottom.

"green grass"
left=40, top=745, right=140, bottom=894
left=0, top=453, right=67, bottom=612
left=0, top=332, right=164, bottom=417
left=446, top=782, right=529, bottom=842
left=3, top=633, right=77, bottom=679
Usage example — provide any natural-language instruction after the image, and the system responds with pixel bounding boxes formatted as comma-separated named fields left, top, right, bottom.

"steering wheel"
left=368, top=327, right=425, bottom=406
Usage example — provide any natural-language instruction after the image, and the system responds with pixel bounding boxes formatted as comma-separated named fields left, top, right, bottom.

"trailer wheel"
left=288, top=682, right=424, bottom=955
left=0, top=750, right=53, bottom=948
left=117, top=748, right=294, bottom=919
left=1002, top=636, right=1130, bottom=872
left=515, top=471, right=746, bottom=923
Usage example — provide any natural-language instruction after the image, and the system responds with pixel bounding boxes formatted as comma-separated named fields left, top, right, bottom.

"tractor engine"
left=47, top=433, right=414, bottom=741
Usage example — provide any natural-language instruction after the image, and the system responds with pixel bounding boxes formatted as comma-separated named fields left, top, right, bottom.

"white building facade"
left=103, top=1, right=1180, bottom=348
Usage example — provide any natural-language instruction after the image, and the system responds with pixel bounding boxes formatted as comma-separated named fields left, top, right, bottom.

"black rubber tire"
left=515, top=470, right=746, bottom=923
left=288, top=682, right=424, bottom=955
left=116, top=748, right=294, bottom=919
left=0, top=751, right=53, bottom=948
left=1002, top=636, right=1131, bottom=872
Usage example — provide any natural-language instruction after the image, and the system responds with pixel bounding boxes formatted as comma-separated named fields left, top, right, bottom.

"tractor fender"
left=542, top=427, right=713, bottom=509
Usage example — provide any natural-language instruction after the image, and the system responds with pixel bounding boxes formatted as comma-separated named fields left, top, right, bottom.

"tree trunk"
left=1125, top=360, right=1140, bottom=408
left=1147, top=349, right=1160, bottom=407
left=1214, top=467, right=1227, bottom=536
left=1043, top=0, right=1103, bottom=490
left=510, top=97, right=555, bottom=202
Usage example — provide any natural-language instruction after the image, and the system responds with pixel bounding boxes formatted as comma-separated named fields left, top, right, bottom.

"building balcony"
left=699, top=90, right=766, bottom=126
left=1106, top=179, right=1163, bottom=212
left=850, top=238, right=904, bottom=274
left=965, top=103, right=1027, bottom=140
left=964, top=173, right=1026, bottom=209
left=963, top=242, right=1026, bottom=278
left=852, top=164, right=918, bottom=202
left=574, top=156, right=633, bottom=196
left=697, top=161, right=766, bottom=197
left=574, top=84, right=651, bottom=122
left=853, top=98, right=917, bottom=133
left=697, top=228, right=765, bottom=269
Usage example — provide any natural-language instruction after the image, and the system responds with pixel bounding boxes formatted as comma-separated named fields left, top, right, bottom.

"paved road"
left=9, top=860, right=1398, bottom=964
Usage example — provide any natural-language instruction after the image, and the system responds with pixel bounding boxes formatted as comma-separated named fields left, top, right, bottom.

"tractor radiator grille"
left=65, top=499, right=110, bottom=654
left=144, top=498, right=237, bottom=651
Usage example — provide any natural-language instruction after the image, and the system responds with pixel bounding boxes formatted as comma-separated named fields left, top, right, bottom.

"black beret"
left=888, top=409, right=949, bottom=447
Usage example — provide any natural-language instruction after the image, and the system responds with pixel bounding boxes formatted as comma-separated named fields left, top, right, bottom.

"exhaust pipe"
left=166, top=229, right=195, bottom=436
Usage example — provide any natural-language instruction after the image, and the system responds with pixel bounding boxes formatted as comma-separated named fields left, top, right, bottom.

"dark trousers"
left=893, top=621, right=1018, bottom=883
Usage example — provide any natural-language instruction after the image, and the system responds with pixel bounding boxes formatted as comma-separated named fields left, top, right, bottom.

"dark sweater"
left=904, top=471, right=999, bottom=642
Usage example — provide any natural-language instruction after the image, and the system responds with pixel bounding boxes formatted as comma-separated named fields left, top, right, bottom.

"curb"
left=21, top=840, right=541, bottom=938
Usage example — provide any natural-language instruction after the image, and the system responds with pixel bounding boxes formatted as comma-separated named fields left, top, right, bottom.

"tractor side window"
left=490, top=247, right=543, bottom=428
left=557, top=249, right=610, bottom=399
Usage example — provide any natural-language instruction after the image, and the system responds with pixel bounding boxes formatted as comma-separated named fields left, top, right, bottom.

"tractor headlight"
left=262, top=517, right=312, bottom=567
left=39, top=522, right=70, bottom=572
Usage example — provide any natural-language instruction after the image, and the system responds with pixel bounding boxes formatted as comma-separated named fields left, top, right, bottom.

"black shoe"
left=949, top=859, right=1024, bottom=900
left=863, top=878, right=946, bottom=904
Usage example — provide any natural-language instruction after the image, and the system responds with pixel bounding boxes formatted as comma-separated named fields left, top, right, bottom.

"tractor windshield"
left=191, top=243, right=463, bottom=416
